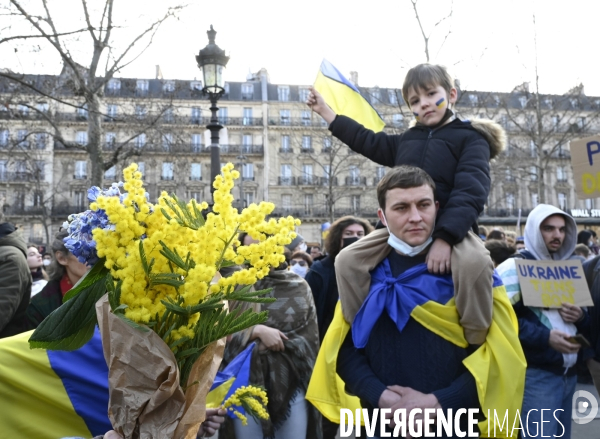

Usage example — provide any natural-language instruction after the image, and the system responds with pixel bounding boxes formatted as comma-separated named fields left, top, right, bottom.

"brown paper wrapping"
left=96, top=295, right=225, bottom=439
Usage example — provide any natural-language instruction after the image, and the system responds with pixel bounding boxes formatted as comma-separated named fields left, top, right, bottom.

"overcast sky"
left=2, top=0, right=599, bottom=95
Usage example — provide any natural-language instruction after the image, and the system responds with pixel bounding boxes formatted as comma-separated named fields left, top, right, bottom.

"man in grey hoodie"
left=496, top=204, right=588, bottom=439
left=0, top=212, right=32, bottom=338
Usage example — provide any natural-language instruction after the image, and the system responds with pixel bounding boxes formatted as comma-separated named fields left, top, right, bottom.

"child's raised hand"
left=426, top=239, right=452, bottom=274
left=307, top=87, right=336, bottom=124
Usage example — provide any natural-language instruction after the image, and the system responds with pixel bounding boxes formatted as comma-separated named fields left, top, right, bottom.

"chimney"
left=156, top=65, right=163, bottom=80
left=349, top=71, right=358, bottom=86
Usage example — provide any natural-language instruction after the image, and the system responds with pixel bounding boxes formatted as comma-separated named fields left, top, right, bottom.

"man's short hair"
left=402, top=63, right=455, bottom=105
left=575, top=243, right=591, bottom=258
left=376, top=165, right=436, bottom=211
left=485, top=239, right=516, bottom=266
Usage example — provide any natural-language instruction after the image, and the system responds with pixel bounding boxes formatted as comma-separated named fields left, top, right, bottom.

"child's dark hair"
left=376, top=165, right=436, bottom=211
left=402, top=63, right=455, bottom=105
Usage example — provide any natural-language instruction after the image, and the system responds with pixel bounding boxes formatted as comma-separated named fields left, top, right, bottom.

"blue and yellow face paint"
left=413, top=111, right=420, bottom=120
left=435, top=97, right=446, bottom=109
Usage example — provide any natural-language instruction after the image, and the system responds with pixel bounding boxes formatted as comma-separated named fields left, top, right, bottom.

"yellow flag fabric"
left=314, top=59, right=385, bottom=133
left=306, top=284, right=526, bottom=439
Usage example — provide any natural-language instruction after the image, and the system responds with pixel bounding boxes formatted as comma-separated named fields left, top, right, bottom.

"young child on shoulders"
left=307, top=63, right=506, bottom=344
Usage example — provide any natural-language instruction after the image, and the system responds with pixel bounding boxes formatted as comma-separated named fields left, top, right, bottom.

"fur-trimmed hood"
left=409, top=114, right=506, bottom=160
left=469, top=118, right=506, bottom=160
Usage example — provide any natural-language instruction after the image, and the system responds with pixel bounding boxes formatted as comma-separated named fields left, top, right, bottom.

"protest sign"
left=570, top=135, right=600, bottom=198
left=515, top=259, right=593, bottom=308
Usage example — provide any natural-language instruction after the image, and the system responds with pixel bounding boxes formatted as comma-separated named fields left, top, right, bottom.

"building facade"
left=1, top=69, right=599, bottom=246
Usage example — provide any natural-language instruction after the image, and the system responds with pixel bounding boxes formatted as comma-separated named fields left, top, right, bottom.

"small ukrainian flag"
left=314, top=59, right=385, bottom=133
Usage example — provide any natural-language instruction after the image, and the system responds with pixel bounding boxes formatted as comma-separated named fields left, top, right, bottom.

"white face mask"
left=298, top=242, right=307, bottom=253
left=43, top=259, right=51, bottom=266
left=290, top=263, right=308, bottom=278
left=382, top=212, right=433, bottom=257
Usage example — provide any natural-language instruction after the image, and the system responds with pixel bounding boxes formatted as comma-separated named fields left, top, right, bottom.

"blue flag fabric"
left=352, top=262, right=454, bottom=348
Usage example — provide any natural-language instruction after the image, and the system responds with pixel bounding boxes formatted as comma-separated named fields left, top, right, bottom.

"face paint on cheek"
left=435, top=97, right=446, bottom=108
left=413, top=111, right=419, bottom=120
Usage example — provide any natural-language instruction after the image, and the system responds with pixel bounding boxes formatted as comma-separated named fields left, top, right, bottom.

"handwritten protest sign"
left=515, top=259, right=593, bottom=308
left=570, top=135, right=600, bottom=198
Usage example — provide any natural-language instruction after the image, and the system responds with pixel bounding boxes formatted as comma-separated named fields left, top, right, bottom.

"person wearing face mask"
left=322, top=166, right=524, bottom=437
left=304, top=216, right=372, bottom=439
left=290, top=252, right=313, bottom=278
left=42, top=253, right=52, bottom=267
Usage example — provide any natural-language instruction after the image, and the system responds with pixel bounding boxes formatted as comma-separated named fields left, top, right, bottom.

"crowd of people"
left=1, top=61, right=600, bottom=439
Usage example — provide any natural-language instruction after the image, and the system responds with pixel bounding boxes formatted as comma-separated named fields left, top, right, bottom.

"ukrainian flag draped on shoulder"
left=0, top=328, right=111, bottom=438
left=314, top=59, right=385, bottom=132
left=307, top=262, right=526, bottom=439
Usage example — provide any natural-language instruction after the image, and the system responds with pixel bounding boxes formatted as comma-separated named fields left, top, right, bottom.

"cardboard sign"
left=515, top=259, right=593, bottom=308
left=570, top=135, right=600, bottom=198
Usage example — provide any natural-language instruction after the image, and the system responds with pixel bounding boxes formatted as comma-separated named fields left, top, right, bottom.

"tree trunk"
left=88, top=93, right=104, bottom=188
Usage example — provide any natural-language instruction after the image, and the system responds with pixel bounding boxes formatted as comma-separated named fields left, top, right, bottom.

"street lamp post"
left=196, top=25, right=229, bottom=200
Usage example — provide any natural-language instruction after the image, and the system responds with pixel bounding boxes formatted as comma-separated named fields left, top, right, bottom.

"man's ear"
left=377, top=208, right=387, bottom=226
left=448, top=87, right=458, bottom=105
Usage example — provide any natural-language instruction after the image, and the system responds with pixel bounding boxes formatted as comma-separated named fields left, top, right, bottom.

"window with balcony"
left=105, top=166, right=116, bottom=179
left=106, top=104, right=118, bottom=119
left=280, top=164, right=292, bottom=185
left=15, top=160, right=27, bottom=180
left=135, top=105, right=147, bottom=119
left=36, top=102, right=49, bottom=113
left=191, top=133, right=202, bottom=152
left=558, top=192, right=568, bottom=210
left=278, top=86, right=290, bottom=101
left=33, top=192, right=43, bottom=207
left=76, top=131, right=88, bottom=146
left=108, top=78, right=121, bottom=91
left=218, top=107, right=228, bottom=124
left=35, top=133, right=46, bottom=150
left=17, top=129, right=29, bottom=147
left=577, top=117, right=586, bottom=130
left=162, top=162, right=174, bottom=180
left=281, top=135, right=291, bottom=153
left=304, top=194, right=313, bottom=215
left=0, top=161, right=6, bottom=180
left=301, top=110, right=311, bottom=126
left=530, top=166, right=538, bottom=181
left=348, top=166, right=360, bottom=185
left=33, top=161, right=45, bottom=180
left=506, top=192, right=515, bottom=210
left=468, top=94, right=478, bottom=106
left=301, top=136, right=312, bottom=152
left=570, top=98, right=579, bottom=109
left=323, top=137, right=332, bottom=152
left=74, top=190, right=86, bottom=209
left=190, top=163, right=202, bottom=181
left=163, top=107, right=174, bottom=123
left=134, top=133, right=146, bottom=148
left=77, top=103, right=88, bottom=119
left=191, top=107, right=202, bottom=123
left=18, top=104, right=29, bottom=115
left=105, top=132, right=116, bottom=149
left=136, top=80, right=149, bottom=94
left=74, top=160, right=87, bottom=179
left=370, top=88, right=380, bottom=104
left=392, top=114, right=404, bottom=127
left=137, top=162, right=145, bottom=178
left=162, top=133, right=173, bottom=151
left=244, top=192, right=254, bottom=207
left=280, top=109, right=290, bottom=126
left=242, top=134, right=252, bottom=153
left=519, top=96, right=527, bottom=108
left=299, top=88, right=310, bottom=102
left=190, top=81, right=202, bottom=91
left=190, top=191, right=202, bottom=202
left=351, top=195, right=361, bottom=213
left=376, top=166, right=385, bottom=184
left=388, top=90, right=398, bottom=105
left=530, top=140, right=537, bottom=157
left=556, top=166, right=567, bottom=182
left=301, top=164, right=313, bottom=185
left=531, top=192, right=539, bottom=208
left=242, top=83, right=254, bottom=100
left=323, top=165, right=331, bottom=185
left=163, top=80, right=175, bottom=92
left=586, top=199, right=595, bottom=210
left=243, top=107, right=253, bottom=125
left=242, top=163, right=254, bottom=181
left=0, top=130, right=9, bottom=147
left=505, top=169, right=515, bottom=182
